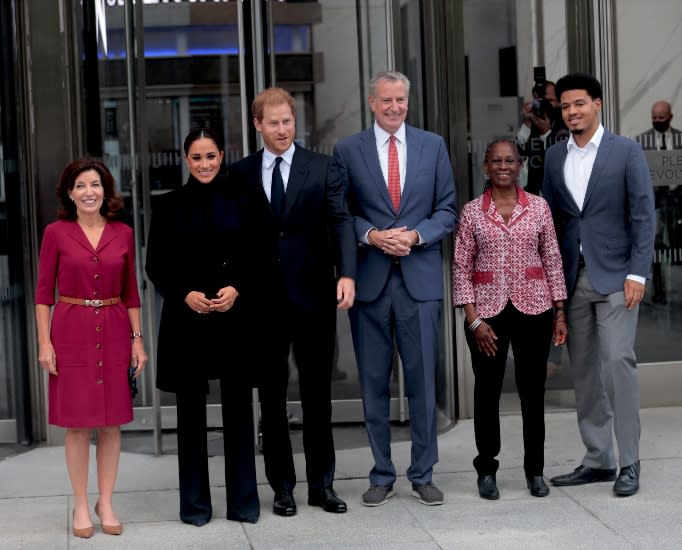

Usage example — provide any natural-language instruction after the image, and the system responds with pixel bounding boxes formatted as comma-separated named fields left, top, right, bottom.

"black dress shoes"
left=273, top=491, right=297, bottom=517
left=550, top=465, right=617, bottom=486
left=308, top=486, right=348, bottom=513
left=526, top=475, right=550, bottom=497
left=477, top=474, right=500, bottom=500
left=613, top=461, right=640, bottom=496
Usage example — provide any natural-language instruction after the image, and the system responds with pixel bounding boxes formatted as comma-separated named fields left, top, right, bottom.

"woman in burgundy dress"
left=35, top=159, right=147, bottom=538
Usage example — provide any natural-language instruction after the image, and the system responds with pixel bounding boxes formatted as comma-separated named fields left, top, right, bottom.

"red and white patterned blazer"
left=452, top=186, right=567, bottom=318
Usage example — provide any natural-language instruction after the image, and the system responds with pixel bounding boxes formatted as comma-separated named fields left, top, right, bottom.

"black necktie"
left=271, top=156, right=285, bottom=222
left=661, top=133, right=667, bottom=151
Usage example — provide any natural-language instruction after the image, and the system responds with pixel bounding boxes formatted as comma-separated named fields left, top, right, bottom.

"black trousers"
left=258, top=300, right=337, bottom=494
left=465, top=301, right=553, bottom=477
left=176, top=377, right=259, bottom=524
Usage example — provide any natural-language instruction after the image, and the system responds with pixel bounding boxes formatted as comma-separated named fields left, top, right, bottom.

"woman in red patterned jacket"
left=452, top=139, right=567, bottom=501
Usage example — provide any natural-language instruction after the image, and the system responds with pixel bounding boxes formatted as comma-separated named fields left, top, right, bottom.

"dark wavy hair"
left=555, top=73, right=603, bottom=102
left=56, top=158, right=124, bottom=221
left=183, top=128, right=225, bottom=155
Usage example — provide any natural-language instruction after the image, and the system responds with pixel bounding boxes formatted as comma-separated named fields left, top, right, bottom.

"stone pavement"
left=1, top=407, right=681, bottom=549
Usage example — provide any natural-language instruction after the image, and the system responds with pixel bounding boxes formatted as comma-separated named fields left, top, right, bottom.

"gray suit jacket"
left=542, top=128, right=656, bottom=296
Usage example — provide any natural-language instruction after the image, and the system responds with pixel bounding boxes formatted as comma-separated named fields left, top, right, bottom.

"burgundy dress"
left=35, top=220, right=141, bottom=428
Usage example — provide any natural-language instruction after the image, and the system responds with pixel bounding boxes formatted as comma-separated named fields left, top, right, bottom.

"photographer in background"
left=516, top=68, right=567, bottom=195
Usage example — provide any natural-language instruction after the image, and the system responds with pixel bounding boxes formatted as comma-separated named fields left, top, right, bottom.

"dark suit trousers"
left=176, top=378, right=260, bottom=524
left=258, top=297, right=337, bottom=493
left=350, top=263, right=441, bottom=487
left=465, top=301, right=553, bottom=477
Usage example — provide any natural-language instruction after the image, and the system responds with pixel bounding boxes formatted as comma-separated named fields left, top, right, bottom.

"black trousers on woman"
left=465, top=301, right=554, bottom=477
left=175, top=377, right=260, bottom=525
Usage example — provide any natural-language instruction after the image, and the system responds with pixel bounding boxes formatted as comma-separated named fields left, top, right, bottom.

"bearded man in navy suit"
left=229, top=88, right=356, bottom=517
left=331, top=71, right=457, bottom=507
left=543, top=73, right=655, bottom=497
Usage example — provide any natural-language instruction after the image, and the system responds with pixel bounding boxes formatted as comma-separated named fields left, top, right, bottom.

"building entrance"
left=77, top=0, right=416, bottom=451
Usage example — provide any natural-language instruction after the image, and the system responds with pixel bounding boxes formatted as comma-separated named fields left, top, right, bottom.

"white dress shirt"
left=656, top=128, right=674, bottom=151
left=563, top=124, right=603, bottom=211
left=261, top=143, right=296, bottom=202
left=563, top=124, right=644, bottom=285
left=362, top=122, right=422, bottom=245
left=374, top=122, right=406, bottom=192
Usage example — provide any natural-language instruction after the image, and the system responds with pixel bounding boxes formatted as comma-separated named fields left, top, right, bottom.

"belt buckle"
left=85, top=299, right=104, bottom=308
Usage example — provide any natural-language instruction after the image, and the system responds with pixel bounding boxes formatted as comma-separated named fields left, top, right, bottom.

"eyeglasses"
left=488, top=158, right=519, bottom=166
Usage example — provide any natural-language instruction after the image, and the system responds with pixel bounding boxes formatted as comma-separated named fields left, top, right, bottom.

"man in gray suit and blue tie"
left=332, top=71, right=457, bottom=506
left=543, top=73, right=656, bottom=496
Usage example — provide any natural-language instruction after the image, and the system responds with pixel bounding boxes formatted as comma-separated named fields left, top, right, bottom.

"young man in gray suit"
left=331, top=71, right=457, bottom=506
left=542, top=73, right=656, bottom=497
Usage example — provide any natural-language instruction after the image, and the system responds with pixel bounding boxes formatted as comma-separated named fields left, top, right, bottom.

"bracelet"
left=131, top=331, right=143, bottom=339
left=468, top=317, right=483, bottom=332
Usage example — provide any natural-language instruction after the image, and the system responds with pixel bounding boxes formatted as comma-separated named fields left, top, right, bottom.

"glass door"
left=262, top=0, right=390, bottom=423
left=74, top=0, right=251, bottom=451
left=614, top=0, right=682, bottom=406
left=457, top=0, right=573, bottom=415
left=0, top=0, right=31, bottom=444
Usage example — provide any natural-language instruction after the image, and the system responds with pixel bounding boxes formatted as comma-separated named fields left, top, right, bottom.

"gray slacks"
left=566, top=266, right=641, bottom=469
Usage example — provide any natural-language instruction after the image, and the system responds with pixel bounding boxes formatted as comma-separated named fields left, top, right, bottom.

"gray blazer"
left=542, top=128, right=656, bottom=296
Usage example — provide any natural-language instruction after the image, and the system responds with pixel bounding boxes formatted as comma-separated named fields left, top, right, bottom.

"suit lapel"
left=245, top=150, right=269, bottom=206
left=552, top=145, right=581, bottom=214
left=581, top=130, right=614, bottom=211
left=400, top=125, right=422, bottom=212
left=282, top=145, right=309, bottom=222
left=358, top=127, right=394, bottom=212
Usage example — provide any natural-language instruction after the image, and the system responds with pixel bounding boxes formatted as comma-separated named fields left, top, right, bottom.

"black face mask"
left=653, top=120, right=671, bottom=133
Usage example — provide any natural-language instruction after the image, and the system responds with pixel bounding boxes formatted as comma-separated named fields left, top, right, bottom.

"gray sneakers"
left=361, top=485, right=394, bottom=507
left=362, top=482, right=444, bottom=506
left=411, top=482, right=444, bottom=505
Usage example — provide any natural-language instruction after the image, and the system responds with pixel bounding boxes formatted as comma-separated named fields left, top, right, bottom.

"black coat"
left=145, top=173, right=268, bottom=393
left=228, top=145, right=356, bottom=313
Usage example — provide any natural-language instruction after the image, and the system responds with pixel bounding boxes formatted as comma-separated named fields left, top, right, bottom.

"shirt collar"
left=263, top=142, right=296, bottom=168
left=481, top=184, right=528, bottom=212
left=566, top=123, right=604, bottom=152
left=373, top=122, right=406, bottom=145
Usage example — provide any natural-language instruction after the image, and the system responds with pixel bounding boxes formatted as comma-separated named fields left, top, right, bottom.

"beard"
left=570, top=128, right=584, bottom=135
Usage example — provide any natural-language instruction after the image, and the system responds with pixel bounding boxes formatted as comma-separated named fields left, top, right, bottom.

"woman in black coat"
left=146, top=128, right=266, bottom=525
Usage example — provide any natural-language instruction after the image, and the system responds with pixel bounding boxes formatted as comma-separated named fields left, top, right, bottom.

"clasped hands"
left=185, top=286, right=238, bottom=314
left=368, top=226, right=419, bottom=256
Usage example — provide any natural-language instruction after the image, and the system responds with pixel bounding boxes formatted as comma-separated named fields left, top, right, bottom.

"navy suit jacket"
left=332, top=125, right=457, bottom=302
left=542, top=128, right=656, bottom=296
left=228, top=144, right=356, bottom=312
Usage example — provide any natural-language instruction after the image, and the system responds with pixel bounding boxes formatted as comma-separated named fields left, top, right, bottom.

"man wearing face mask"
left=638, top=101, right=682, bottom=152
left=637, top=101, right=682, bottom=304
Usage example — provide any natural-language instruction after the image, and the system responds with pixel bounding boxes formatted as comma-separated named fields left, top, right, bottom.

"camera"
left=531, top=66, right=551, bottom=118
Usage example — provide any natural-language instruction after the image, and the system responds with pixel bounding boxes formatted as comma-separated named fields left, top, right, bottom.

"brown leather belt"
left=59, top=296, right=121, bottom=308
